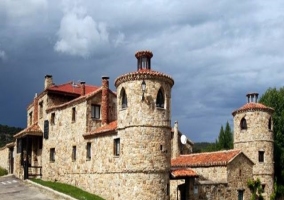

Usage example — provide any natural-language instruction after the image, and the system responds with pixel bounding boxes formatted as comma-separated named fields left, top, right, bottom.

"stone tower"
left=232, top=93, right=274, bottom=198
left=114, top=50, right=174, bottom=200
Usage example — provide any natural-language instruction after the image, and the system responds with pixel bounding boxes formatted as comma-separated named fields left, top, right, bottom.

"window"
left=50, top=148, right=55, bottom=162
left=268, top=117, right=272, bottom=130
left=17, top=139, right=22, bottom=153
left=38, top=137, right=42, bottom=149
left=72, top=146, right=76, bottom=161
left=238, top=190, right=244, bottom=200
left=259, top=151, right=264, bottom=162
left=39, top=101, right=43, bottom=118
left=29, top=111, right=33, bottom=125
left=114, top=138, right=120, bottom=156
left=72, top=107, right=76, bottom=122
left=262, top=184, right=265, bottom=192
left=240, top=117, right=247, bottom=130
left=91, top=105, right=100, bottom=119
left=156, top=88, right=165, bottom=108
left=51, top=113, right=55, bottom=125
left=121, top=88, right=127, bottom=109
left=166, top=183, right=170, bottom=195
left=86, top=142, right=91, bottom=160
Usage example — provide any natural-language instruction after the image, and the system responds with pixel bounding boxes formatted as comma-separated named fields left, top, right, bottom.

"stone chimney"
left=101, top=76, right=109, bottom=125
left=246, top=92, right=259, bottom=103
left=44, top=75, right=53, bottom=89
left=172, top=121, right=180, bottom=159
left=80, top=82, right=86, bottom=95
left=33, top=95, right=39, bottom=124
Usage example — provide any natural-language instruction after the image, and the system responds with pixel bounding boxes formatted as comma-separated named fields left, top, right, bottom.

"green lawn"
left=0, top=167, right=8, bottom=176
left=30, top=179, right=104, bottom=200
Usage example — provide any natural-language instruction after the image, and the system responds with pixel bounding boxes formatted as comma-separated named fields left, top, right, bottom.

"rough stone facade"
left=233, top=93, right=274, bottom=199
left=0, top=52, right=275, bottom=200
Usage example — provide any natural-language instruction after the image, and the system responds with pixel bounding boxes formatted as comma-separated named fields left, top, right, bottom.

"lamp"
left=141, top=80, right=146, bottom=101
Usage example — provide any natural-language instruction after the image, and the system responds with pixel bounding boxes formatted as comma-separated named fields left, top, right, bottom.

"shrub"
left=0, top=167, right=8, bottom=176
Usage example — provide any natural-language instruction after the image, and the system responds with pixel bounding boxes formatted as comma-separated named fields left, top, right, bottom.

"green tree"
left=247, top=178, right=264, bottom=200
left=259, top=87, right=284, bottom=196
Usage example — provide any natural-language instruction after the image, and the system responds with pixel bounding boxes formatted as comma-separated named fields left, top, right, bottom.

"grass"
left=0, top=167, right=8, bottom=176
left=30, top=178, right=105, bottom=200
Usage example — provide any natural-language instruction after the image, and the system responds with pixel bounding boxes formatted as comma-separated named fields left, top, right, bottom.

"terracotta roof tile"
left=171, top=149, right=241, bottom=167
left=171, top=168, right=199, bottom=178
left=14, top=123, right=42, bottom=138
left=232, top=102, right=274, bottom=116
left=47, top=82, right=99, bottom=96
left=84, top=121, right=117, bottom=138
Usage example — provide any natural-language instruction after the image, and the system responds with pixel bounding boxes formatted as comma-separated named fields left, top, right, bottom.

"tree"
left=259, top=87, right=284, bottom=196
left=247, top=178, right=264, bottom=200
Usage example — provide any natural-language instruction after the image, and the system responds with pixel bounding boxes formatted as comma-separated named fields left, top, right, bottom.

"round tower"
left=232, top=93, right=274, bottom=198
left=114, top=50, right=174, bottom=200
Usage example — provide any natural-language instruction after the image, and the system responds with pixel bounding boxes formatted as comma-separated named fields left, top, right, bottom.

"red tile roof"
left=14, top=123, right=42, bottom=138
left=171, top=168, right=198, bottom=178
left=171, top=149, right=242, bottom=167
left=46, top=82, right=99, bottom=96
left=84, top=121, right=117, bottom=138
left=232, top=102, right=274, bottom=116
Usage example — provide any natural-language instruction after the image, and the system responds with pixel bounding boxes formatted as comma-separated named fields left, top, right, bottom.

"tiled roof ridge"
left=83, top=120, right=117, bottom=138
left=171, top=149, right=241, bottom=167
left=13, top=123, right=42, bottom=138
left=114, top=69, right=174, bottom=87
left=46, top=87, right=103, bottom=112
left=232, top=102, right=274, bottom=116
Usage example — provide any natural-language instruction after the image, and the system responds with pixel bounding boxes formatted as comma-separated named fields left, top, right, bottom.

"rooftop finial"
left=135, top=50, right=153, bottom=71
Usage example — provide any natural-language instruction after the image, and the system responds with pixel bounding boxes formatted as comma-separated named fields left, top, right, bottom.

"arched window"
left=268, top=117, right=272, bottom=130
left=240, top=117, right=247, bottom=130
left=156, top=88, right=165, bottom=108
left=121, top=88, right=127, bottom=109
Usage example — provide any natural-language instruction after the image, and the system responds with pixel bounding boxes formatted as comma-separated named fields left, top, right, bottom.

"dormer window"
left=156, top=88, right=165, bottom=108
left=240, top=117, right=247, bottom=130
left=121, top=88, right=127, bottom=109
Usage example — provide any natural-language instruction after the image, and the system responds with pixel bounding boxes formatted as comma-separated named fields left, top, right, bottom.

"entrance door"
left=8, top=148, right=14, bottom=173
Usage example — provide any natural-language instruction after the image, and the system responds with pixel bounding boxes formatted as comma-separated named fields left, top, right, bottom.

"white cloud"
left=54, top=1, right=109, bottom=58
left=1, top=0, right=48, bottom=26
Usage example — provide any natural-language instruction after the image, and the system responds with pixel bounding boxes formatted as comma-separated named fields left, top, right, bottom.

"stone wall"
left=0, top=146, right=9, bottom=170
left=234, top=110, right=274, bottom=198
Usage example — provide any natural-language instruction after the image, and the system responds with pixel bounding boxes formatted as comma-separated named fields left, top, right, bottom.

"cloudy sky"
left=0, top=0, right=284, bottom=142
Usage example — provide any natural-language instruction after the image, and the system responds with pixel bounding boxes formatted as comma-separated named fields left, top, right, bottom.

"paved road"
left=0, top=175, right=53, bottom=200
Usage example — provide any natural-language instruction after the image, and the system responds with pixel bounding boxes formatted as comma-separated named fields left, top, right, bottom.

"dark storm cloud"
left=1, top=0, right=284, bottom=142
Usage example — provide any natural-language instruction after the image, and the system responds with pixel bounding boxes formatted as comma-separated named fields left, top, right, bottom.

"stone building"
left=0, top=50, right=275, bottom=200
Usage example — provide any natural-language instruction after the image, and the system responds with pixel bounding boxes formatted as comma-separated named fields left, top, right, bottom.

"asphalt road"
left=0, top=175, right=53, bottom=200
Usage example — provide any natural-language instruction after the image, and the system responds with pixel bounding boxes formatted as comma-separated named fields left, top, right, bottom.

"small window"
left=240, top=117, right=247, bottom=130
left=17, top=139, right=22, bottom=153
left=121, top=88, right=127, bottom=109
left=50, top=148, right=55, bottom=162
left=86, top=142, right=91, bottom=160
left=114, top=138, right=120, bottom=156
left=166, top=183, right=170, bottom=195
left=268, top=117, right=272, bottom=130
left=239, top=169, right=242, bottom=177
left=262, top=184, right=265, bottom=192
left=259, top=151, right=264, bottom=162
left=39, top=101, right=43, bottom=118
left=72, top=107, right=76, bottom=122
left=29, top=111, right=33, bottom=126
left=72, top=146, right=76, bottom=161
left=238, top=190, right=244, bottom=200
left=91, top=105, right=100, bottom=119
left=156, top=89, right=165, bottom=108
left=51, top=113, right=55, bottom=125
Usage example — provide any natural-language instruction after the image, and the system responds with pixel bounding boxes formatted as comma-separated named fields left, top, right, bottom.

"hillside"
left=0, top=124, right=23, bottom=148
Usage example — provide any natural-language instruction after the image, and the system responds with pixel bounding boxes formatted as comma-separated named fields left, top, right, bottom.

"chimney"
left=33, top=95, right=39, bottom=124
left=44, top=75, right=53, bottom=89
left=101, top=76, right=109, bottom=125
left=172, top=121, right=180, bottom=159
left=135, top=50, right=153, bottom=71
left=80, top=82, right=86, bottom=95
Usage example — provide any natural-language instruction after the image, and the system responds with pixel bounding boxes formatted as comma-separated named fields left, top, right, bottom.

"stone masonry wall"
left=116, top=75, right=173, bottom=200
left=0, top=147, right=9, bottom=170
left=234, top=110, right=274, bottom=198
